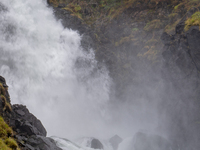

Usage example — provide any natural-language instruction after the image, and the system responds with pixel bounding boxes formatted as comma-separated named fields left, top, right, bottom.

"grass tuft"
left=185, top=11, right=200, bottom=31
left=5, top=138, right=18, bottom=149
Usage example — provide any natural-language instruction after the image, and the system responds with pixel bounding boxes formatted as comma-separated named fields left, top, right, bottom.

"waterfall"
left=0, top=0, right=111, bottom=139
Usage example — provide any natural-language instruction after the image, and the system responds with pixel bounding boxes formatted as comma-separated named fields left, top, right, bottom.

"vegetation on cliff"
left=0, top=116, right=20, bottom=150
left=48, top=0, right=200, bottom=92
left=0, top=80, right=20, bottom=150
left=0, top=83, right=11, bottom=113
left=185, top=11, right=200, bottom=31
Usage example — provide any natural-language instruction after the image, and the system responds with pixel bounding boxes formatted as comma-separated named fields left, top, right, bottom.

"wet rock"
left=10, top=104, right=47, bottom=136
left=17, top=135, right=62, bottom=150
left=0, top=76, right=61, bottom=150
left=91, top=138, right=104, bottom=149
left=109, top=135, right=123, bottom=150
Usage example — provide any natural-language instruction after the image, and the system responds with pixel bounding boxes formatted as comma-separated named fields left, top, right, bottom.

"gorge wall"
left=48, top=0, right=200, bottom=150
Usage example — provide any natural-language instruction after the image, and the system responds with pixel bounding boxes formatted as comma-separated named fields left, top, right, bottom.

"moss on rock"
left=185, top=11, right=200, bottom=31
left=0, top=116, right=20, bottom=150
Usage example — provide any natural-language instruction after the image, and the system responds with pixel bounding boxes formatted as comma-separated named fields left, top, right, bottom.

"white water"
left=0, top=0, right=165, bottom=149
left=0, top=0, right=111, bottom=139
left=52, top=136, right=113, bottom=150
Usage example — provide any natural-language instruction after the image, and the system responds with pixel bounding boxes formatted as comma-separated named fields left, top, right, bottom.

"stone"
left=17, top=135, right=62, bottom=150
left=109, top=135, right=123, bottom=150
left=10, top=104, right=47, bottom=136
left=91, top=138, right=104, bottom=149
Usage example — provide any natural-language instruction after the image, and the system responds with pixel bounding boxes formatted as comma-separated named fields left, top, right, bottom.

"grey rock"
left=10, top=104, right=47, bottom=136
left=109, top=135, right=123, bottom=150
left=91, top=138, right=104, bottom=149
left=17, top=135, right=62, bottom=150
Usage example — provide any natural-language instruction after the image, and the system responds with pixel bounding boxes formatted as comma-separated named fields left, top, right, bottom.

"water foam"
left=0, top=0, right=111, bottom=139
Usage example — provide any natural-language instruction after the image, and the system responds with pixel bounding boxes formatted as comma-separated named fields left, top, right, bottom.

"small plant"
left=1, top=95, right=6, bottom=104
left=145, top=38, right=158, bottom=46
left=144, top=19, right=162, bottom=31
left=185, top=11, right=200, bottom=31
left=132, top=28, right=139, bottom=32
left=3, top=102, right=12, bottom=113
left=74, top=5, right=81, bottom=12
left=0, top=83, right=6, bottom=96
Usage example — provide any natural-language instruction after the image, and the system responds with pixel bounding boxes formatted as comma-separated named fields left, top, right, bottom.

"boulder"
left=91, top=138, right=104, bottom=149
left=9, top=104, right=47, bottom=136
left=109, top=135, right=123, bottom=150
left=17, top=135, right=62, bottom=150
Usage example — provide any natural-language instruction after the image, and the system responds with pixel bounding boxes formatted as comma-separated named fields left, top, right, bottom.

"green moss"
left=132, top=28, right=139, bottom=32
left=0, top=117, right=13, bottom=138
left=145, top=39, right=158, bottom=46
left=0, top=83, right=6, bottom=96
left=74, top=5, right=81, bottom=12
left=4, top=138, right=18, bottom=149
left=0, top=139, right=11, bottom=150
left=165, top=19, right=181, bottom=34
left=0, top=117, right=20, bottom=149
left=185, top=11, right=200, bottom=31
left=0, top=95, right=12, bottom=112
left=174, top=4, right=180, bottom=10
left=188, top=0, right=200, bottom=5
left=168, top=13, right=178, bottom=19
left=144, top=19, right=162, bottom=31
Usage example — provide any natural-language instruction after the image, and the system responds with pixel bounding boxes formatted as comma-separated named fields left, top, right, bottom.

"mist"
left=0, top=0, right=199, bottom=149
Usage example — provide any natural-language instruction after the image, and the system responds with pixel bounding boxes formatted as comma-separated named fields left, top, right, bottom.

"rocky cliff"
left=47, top=0, right=200, bottom=150
left=0, top=76, right=61, bottom=150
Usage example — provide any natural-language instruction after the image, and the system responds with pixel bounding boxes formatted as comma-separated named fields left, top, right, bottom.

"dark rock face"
left=51, top=6, right=95, bottom=51
left=91, top=138, right=104, bottom=149
left=8, top=105, right=62, bottom=150
left=109, top=135, right=122, bottom=150
left=10, top=104, right=47, bottom=137
left=18, top=135, right=62, bottom=150
left=161, top=25, right=200, bottom=150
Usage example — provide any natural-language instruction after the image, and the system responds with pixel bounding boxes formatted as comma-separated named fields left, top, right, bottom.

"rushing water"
left=0, top=0, right=112, bottom=140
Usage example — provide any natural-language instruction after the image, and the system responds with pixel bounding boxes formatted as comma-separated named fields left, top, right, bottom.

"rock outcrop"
left=47, top=1, right=200, bottom=149
left=0, top=76, right=61, bottom=150
left=160, top=24, right=200, bottom=150
left=10, top=105, right=47, bottom=137
left=90, top=138, right=104, bottom=149
left=109, top=135, right=122, bottom=150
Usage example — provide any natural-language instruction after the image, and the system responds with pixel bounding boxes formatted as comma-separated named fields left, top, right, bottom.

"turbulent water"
left=0, top=0, right=112, bottom=139
left=0, top=0, right=167, bottom=149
